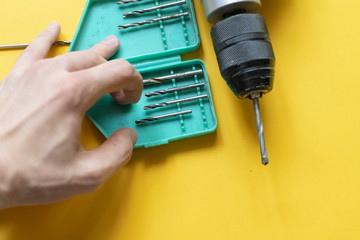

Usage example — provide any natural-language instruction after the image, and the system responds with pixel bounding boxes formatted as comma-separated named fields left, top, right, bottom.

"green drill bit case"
left=69, top=0, right=217, bottom=148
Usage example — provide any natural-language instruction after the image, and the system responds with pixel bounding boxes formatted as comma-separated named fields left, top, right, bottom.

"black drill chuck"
left=210, top=13, right=275, bottom=98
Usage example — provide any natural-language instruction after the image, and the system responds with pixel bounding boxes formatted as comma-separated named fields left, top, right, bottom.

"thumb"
left=75, top=128, right=137, bottom=185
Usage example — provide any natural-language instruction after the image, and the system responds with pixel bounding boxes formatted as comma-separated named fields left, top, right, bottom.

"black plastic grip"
left=210, top=13, right=275, bottom=98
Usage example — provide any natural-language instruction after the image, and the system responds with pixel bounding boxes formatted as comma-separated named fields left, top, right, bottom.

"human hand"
left=0, top=22, right=143, bottom=209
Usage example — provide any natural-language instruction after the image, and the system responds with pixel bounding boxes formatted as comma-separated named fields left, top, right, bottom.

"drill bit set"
left=136, top=69, right=208, bottom=124
left=71, top=0, right=217, bottom=148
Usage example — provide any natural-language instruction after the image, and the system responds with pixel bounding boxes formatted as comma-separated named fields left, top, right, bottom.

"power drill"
left=201, top=0, right=275, bottom=165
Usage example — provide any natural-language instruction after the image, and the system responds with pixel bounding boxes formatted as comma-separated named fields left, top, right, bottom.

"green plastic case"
left=69, top=0, right=217, bottom=148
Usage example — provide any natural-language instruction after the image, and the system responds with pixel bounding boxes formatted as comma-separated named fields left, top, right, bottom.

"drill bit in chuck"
left=118, top=12, right=189, bottom=30
left=136, top=110, right=192, bottom=124
left=123, top=0, right=186, bottom=18
left=251, top=94, right=269, bottom=165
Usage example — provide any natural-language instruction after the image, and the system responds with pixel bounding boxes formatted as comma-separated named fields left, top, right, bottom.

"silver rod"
left=0, top=41, right=72, bottom=50
left=136, top=110, right=192, bottom=124
left=144, top=94, right=208, bottom=110
left=252, top=96, right=269, bottom=165
left=143, top=69, right=203, bottom=85
left=118, top=12, right=189, bottom=29
left=145, top=83, right=205, bottom=97
left=123, top=0, right=186, bottom=18
left=117, top=0, right=143, bottom=4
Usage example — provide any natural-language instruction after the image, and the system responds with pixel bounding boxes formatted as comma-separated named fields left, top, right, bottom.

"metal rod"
left=144, top=94, right=208, bottom=110
left=252, top=96, right=269, bottom=165
left=123, top=0, right=186, bottom=18
left=118, top=12, right=189, bottom=30
left=0, top=41, right=71, bottom=50
left=135, top=110, right=192, bottom=124
left=145, top=83, right=205, bottom=97
left=143, top=69, right=203, bottom=85
left=117, top=0, right=143, bottom=4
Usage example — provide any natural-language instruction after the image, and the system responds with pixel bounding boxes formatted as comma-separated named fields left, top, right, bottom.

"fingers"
left=73, top=59, right=143, bottom=109
left=14, top=22, right=61, bottom=69
left=74, top=128, right=137, bottom=187
left=54, top=35, right=120, bottom=72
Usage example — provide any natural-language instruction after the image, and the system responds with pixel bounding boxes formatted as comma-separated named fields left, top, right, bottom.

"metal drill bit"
left=0, top=41, right=71, bottom=50
left=118, top=12, right=189, bottom=30
left=252, top=95, right=269, bottom=165
left=144, top=94, right=208, bottom=110
left=136, top=110, right=192, bottom=124
left=123, top=0, right=186, bottom=18
left=145, top=83, right=204, bottom=97
left=143, top=69, right=203, bottom=85
left=117, top=0, right=142, bottom=4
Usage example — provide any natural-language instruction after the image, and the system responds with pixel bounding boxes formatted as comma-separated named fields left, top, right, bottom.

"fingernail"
left=102, top=35, right=117, bottom=45
left=129, top=129, right=138, bottom=145
left=48, top=21, right=59, bottom=29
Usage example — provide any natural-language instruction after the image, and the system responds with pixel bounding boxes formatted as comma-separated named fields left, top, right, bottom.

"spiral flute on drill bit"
left=117, top=0, right=142, bottom=5
left=136, top=110, right=192, bottom=124
left=144, top=95, right=208, bottom=110
left=145, top=83, right=205, bottom=97
left=143, top=69, right=203, bottom=85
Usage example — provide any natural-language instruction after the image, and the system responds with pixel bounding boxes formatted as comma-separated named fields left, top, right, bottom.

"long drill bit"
left=143, top=69, right=203, bottom=85
left=123, top=0, right=186, bottom=18
left=145, top=83, right=205, bottom=97
left=0, top=41, right=71, bottom=50
left=118, top=12, right=188, bottom=30
left=251, top=95, right=269, bottom=165
left=144, top=94, right=208, bottom=110
left=117, top=0, right=143, bottom=4
left=136, top=110, right=192, bottom=124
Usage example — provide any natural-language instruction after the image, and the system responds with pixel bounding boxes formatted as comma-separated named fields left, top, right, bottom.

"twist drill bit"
left=144, top=94, right=208, bottom=110
left=118, top=12, right=189, bottom=30
left=123, top=0, right=186, bottom=18
left=145, top=83, right=204, bottom=97
left=0, top=41, right=71, bottom=50
left=117, top=0, right=142, bottom=4
left=251, top=94, right=269, bottom=165
left=136, top=110, right=192, bottom=124
left=143, top=69, right=203, bottom=85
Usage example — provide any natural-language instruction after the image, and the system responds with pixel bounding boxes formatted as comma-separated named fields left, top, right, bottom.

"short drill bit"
left=118, top=12, right=188, bottom=30
left=117, top=0, right=142, bottom=4
left=144, top=94, right=208, bottom=110
left=143, top=69, right=203, bottom=85
left=136, top=110, right=192, bottom=124
left=0, top=41, right=71, bottom=50
left=145, top=83, right=204, bottom=97
left=123, top=0, right=186, bottom=18
left=252, top=95, right=269, bottom=165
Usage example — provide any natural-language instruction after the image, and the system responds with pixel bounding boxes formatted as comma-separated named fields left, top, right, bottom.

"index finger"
left=14, top=22, right=61, bottom=69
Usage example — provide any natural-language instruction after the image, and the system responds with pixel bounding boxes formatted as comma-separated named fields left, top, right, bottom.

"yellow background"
left=1, top=0, right=360, bottom=239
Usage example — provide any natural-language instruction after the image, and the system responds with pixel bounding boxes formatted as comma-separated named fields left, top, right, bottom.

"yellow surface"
left=1, top=0, right=360, bottom=239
